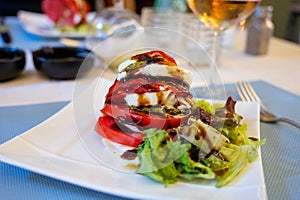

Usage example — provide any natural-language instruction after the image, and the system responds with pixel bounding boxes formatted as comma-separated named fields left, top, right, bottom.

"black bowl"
left=32, top=47, right=93, bottom=80
left=0, top=47, right=26, bottom=81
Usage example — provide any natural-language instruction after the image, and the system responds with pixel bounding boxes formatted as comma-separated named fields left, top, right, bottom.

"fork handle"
left=278, top=118, right=300, bottom=129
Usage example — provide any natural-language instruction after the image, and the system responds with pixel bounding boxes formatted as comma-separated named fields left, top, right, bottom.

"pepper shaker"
left=245, top=6, right=274, bottom=55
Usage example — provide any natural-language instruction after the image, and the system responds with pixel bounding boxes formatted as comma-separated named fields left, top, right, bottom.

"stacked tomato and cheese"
left=95, top=51, right=194, bottom=147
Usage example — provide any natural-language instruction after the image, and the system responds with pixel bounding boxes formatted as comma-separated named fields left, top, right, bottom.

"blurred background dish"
left=0, top=47, right=25, bottom=81
left=85, top=0, right=140, bottom=50
left=17, top=10, right=96, bottom=38
left=15, top=0, right=94, bottom=38
left=32, top=46, right=93, bottom=80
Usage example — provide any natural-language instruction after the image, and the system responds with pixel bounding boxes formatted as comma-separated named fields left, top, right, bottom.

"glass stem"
left=209, top=31, right=221, bottom=99
left=212, top=31, right=221, bottom=69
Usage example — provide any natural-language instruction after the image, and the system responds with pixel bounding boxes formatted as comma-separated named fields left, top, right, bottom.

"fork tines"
left=235, top=82, right=269, bottom=115
left=235, top=81, right=262, bottom=103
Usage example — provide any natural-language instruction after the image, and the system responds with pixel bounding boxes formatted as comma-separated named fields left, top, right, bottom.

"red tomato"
left=105, top=79, right=191, bottom=105
left=101, top=103, right=190, bottom=130
left=94, top=116, right=144, bottom=147
left=42, top=0, right=90, bottom=25
left=105, top=78, right=148, bottom=100
left=131, top=50, right=177, bottom=66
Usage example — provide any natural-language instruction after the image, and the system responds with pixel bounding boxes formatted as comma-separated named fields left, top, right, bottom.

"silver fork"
left=235, top=81, right=300, bottom=129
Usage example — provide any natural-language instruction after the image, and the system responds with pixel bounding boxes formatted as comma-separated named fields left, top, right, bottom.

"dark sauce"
left=156, top=91, right=165, bottom=105
left=137, top=93, right=150, bottom=106
left=195, top=124, right=207, bottom=140
left=121, top=149, right=138, bottom=160
left=214, top=167, right=229, bottom=177
left=120, top=74, right=190, bottom=91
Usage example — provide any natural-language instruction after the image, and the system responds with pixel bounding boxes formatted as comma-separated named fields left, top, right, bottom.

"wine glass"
left=85, top=0, right=140, bottom=50
left=185, top=0, right=261, bottom=97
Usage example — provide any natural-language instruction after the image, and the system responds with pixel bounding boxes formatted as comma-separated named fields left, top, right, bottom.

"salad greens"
left=132, top=98, right=265, bottom=187
left=136, top=129, right=215, bottom=184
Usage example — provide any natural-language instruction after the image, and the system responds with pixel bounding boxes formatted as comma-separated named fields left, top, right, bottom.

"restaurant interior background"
left=0, top=0, right=299, bottom=43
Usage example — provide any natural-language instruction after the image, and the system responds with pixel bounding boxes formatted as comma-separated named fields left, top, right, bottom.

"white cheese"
left=117, top=59, right=192, bottom=86
left=177, top=97, right=193, bottom=110
left=125, top=90, right=177, bottom=107
left=140, top=64, right=192, bottom=86
left=178, top=118, right=229, bottom=155
left=117, top=71, right=126, bottom=80
left=118, top=59, right=136, bottom=72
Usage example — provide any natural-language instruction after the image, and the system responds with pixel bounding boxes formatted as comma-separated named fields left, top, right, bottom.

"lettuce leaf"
left=214, top=137, right=265, bottom=187
left=192, top=97, right=243, bottom=129
left=136, top=129, right=182, bottom=184
left=193, top=99, right=223, bottom=115
left=137, top=128, right=214, bottom=185
left=176, top=150, right=215, bottom=180
left=202, top=118, right=265, bottom=187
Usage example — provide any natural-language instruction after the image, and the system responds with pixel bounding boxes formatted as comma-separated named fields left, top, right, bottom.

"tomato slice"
left=101, top=103, right=190, bottom=130
left=106, top=78, right=148, bottom=97
left=131, top=50, right=177, bottom=66
left=42, top=0, right=90, bottom=25
left=105, top=78, right=191, bottom=105
left=95, top=116, right=144, bottom=147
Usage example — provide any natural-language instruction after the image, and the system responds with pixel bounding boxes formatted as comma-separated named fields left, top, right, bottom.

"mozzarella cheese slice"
left=125, top=90, right=177, bottom=107
left=140, top=64, right=192, bottom=86
left=178, top=118, right=229, bottom=156
left=118, top=59, right=136, bottom=72
left=117, top=59, right=192, bottom=86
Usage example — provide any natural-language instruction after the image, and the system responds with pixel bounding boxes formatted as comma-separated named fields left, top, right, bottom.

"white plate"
left=17, top=10, right=94, bottom=38
left=0, top=80, right=267, bottom=199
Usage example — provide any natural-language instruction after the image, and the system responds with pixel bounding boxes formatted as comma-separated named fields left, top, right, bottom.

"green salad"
left=122, top=97, right=265, bottom=187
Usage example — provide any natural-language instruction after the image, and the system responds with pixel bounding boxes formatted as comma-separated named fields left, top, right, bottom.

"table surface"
left=1, top=16, right=300, bottom=200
